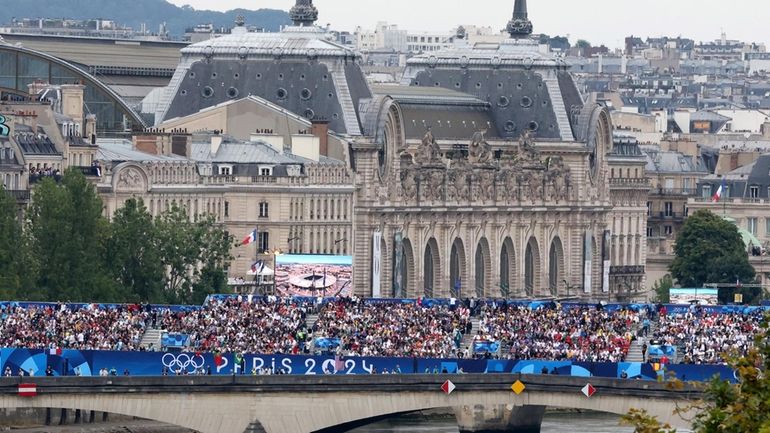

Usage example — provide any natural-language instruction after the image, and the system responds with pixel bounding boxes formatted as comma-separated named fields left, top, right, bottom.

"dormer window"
left=219, top=165, right=232, bottom=176
left=259, top=166, right=272, bottom=176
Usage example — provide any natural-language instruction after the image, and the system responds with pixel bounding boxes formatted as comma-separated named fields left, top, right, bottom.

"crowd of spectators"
left=28, top=166, right=62, bottom=184
left=0, top=303, right=147, bottom=351
left=0, top=299, right=766, bottom=366
left=157, top=297, right=311, bottom=354
left=653, top=308, right=765, bottom=364
left=474, top=304, right=638, bottom=363
left=312, top=297, right=471, bottom=358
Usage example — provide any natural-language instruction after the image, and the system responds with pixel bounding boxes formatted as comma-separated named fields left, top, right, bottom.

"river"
left=351, top=412, right=693, bottom=433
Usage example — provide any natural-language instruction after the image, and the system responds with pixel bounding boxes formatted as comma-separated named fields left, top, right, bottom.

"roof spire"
left=507, top=0, right=533, bottom=38
left=289, top=0, right=318, bottom=26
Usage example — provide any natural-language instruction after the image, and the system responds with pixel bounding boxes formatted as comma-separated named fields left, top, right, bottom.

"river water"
left=351, top=412, right=693, bottom=433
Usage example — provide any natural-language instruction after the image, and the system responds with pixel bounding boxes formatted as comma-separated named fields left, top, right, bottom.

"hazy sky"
left=167, top=0, right=769, bottom=48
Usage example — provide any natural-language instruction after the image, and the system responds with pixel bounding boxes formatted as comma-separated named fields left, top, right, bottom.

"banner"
left=0, top=348, right=736, bottom=383
left=602, top=230, right=611, bottom=293
left=372, top=232, right=382, bottom=298
left=393, top=232, right=404, bottom=298
left=670, top=288, right=719, bottom=305
left=583, top=231, right=593, bottom=293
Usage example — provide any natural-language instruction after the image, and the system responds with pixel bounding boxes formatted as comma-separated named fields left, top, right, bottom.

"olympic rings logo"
left=161, top=353, right=205, bottom=372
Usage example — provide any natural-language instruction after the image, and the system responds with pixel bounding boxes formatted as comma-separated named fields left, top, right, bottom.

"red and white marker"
left=441, top=380, right=456, bottom=395
left=581, top=383, right=596, bottom=398
left=18, top=384, right=37, bottom=398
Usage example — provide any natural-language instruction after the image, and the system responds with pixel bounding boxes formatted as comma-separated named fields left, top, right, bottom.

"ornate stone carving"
left=507, top=0, right=533, bottom=38
left=400, top=168, right=417, bottom=200
left=468, top=129, right=493, bottom=164
left=448, top=168, right=470, bottom=202
left=116, top=167, right=146, bottom=192
left=289, top=0, right=318, bottom=26
left=416, top=128, right=442, bottom=164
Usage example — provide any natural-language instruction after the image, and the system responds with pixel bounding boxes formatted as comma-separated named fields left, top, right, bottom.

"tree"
left=670, top=210, right=754, bottom=289
left=156, top=205, right=233, bottom=304
left=652, top=275, right=674, bottom=303
left=576, top=39, right=592, bottom=49
left=107, top=198, right=164, bottom=302
left=0, top=186, right=35, bottom=298
left=28, top=169, right=116, bottom=301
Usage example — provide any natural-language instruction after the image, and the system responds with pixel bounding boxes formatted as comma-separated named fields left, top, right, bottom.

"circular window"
left=542, top=100, right=548, bottom=106
left=300, top=74, right=306, bottom=80
left=300, top=88, right=312, bottom=100
left=278, top=73, right=284, bottom=80
left=201, top=86, right=214, bottom=98
left=434, top=82, right=441, bottom=87
left=497, top=83, right=504, bottom=88
left=189, top=72, right=196, bottom=78
left=180, top=90, right=188, bottom=96
left=528, top=121, right=539, bottom=131
left=414, top=80, right=420, bottom=86
left=475, top=82, right=482, bottom=89
left=328, top=92, right=334, bottom=99
left=227, top=87, right=239, bottom=99
left=211, top=72, right=218, bottom=79
left=454, top=82, right=461, bottom=88
left=256, top=73, right=263, bottom=80
left=504, top=121, right=517, bottom=132
left=276, top=88, right=287, bottom=99
left=516, top=83, right=523, bottom=89
left=520, top=96, right=533, bottom=108
left=234, top=73, right=240, bottom=79
left=304, top=109, right=315, bottom=119
left=323, top=74, right=329, bottom=80
left=497, top=96, right=510, bottom=107
left=332, top=113, right=339, bottom=119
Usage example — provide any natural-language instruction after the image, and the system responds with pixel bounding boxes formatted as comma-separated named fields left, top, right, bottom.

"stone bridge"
left=0, top=375, right=701, bottom=433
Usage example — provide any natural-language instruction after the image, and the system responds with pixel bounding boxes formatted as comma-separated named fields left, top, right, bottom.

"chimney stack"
left=311, top=119, right=330, bottom=156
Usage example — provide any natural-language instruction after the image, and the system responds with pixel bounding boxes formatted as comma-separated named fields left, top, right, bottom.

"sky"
left=167, top=0, right=770, bottom=49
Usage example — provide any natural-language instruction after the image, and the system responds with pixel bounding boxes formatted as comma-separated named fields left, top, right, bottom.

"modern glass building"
left=0, top=43, right=146, bottom=132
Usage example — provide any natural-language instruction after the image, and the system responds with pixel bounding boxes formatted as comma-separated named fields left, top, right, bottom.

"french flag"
left=241, top=229, right=257, bottom=246
left=48, top=348, right=62, bottom=356
left=712, top=178, right=727, bottom=203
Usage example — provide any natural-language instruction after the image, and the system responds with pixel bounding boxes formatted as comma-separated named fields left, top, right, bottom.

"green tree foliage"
left=0, top=186, right=35, bottom=298
left=156, top=205, right=233, bottom=304
left=14, top=170, right=234, bottom=304
left=670, top=210, right=755, bottom=288
left=27, top=170, right=116, bottom=301
left=652, top=275, right=674, bottom=303
left=623, top=316, right=770, bottom=433
left=107, top=198, right=164, bottom=303
left=576, top=39, right=592, bottom=49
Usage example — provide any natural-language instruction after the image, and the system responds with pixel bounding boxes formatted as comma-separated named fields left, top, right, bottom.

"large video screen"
left=670, top=288, right=719, bottom=305
left=275, top=255, right=353, bottom=297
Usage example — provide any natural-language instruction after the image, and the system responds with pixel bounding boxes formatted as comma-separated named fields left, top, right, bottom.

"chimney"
left=211, top=134, right=223, bottom=155
left=60, top=84, right=86, bottom=135
left=311, top=119, right=329, bottom=156
left=85, top=114, right=97, bottom=145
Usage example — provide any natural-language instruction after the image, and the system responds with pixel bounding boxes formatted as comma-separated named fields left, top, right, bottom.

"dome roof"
left=403, top=0, right=584, bottom=142
left=156, top=1, right=371, bottom=136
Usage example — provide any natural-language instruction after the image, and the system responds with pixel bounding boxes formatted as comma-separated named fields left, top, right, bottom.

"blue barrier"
left=161, top=333, right=191, bottom=349
left=648, top=345, right=677, bottom=358
left=472, top=341, right=500, bottom=354
left=313, top=338, right=341, bottom=350
left=0, top=348, right=736, bottom=383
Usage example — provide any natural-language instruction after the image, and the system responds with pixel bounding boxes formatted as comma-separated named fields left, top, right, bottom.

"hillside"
left=0, top=0, right=291, bottom=37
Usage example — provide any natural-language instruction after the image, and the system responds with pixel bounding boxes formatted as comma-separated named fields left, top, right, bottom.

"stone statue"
left=417, top=128, right=442, bottom=164
left=469, top=128, right=493, bottom=164
left=518, top=130, right=541, bottom=166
